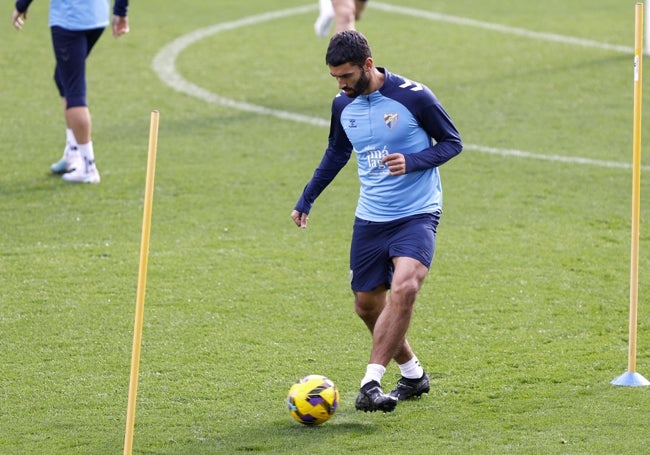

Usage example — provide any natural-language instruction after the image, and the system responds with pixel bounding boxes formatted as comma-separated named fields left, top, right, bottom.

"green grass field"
left=2, top=0, right=650, bottom=453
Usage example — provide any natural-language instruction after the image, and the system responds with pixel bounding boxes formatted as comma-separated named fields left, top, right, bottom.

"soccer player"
left=11, top=0, right=130, bottom=184
left=314, top=0, right=368, bottom=38
left=291, top=30, right=462, bottom=412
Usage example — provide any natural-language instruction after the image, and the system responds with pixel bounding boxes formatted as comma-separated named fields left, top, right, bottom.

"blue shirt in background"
left=49, top=0, right=110, bottom=30
left=15, top=0, right=129, bottom=30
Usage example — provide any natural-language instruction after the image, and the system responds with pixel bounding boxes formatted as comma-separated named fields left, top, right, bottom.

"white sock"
left=360, top=363, right=386, bottom=388
left=398, top=356, right=424, bottom=379
left=319, top=0, right=334, bottom=16
left=64, top=129, right=79, bottom=160
left=66, top=128, right=77, bottom=148
left=77, top=142, right=96, bottom=171
left=314, top=0, right=334, bottom=37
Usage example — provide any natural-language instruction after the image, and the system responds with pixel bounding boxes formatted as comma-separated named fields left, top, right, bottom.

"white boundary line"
left=372, top=2, right=632, bottom=54
left=152, top=3, right=643, bottom=170
left=152, top=5, right=328, bottom=128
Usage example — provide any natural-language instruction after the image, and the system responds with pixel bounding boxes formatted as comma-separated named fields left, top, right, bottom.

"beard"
left=343, top=70, right=371, bottom=98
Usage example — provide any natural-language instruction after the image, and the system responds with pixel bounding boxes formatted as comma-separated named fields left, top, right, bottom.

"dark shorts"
left=50, top=26, right=104, bottom=108
left=349, top=212, right=441, bottom=292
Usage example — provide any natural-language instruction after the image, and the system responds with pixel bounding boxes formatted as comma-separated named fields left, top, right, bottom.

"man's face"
left=329, top=61, right=371, bottom=98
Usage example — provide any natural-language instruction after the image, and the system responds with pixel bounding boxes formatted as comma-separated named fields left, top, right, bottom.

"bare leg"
left=332, top=0, right=356, bottom=32
left=64, top=104, right=91, bottom=145
left=59, top=98, right=99, bottom=182
left=355, top=289, right=415, bottom=365
left=354, top=0, right=367, bottom=20
left=354, top=256, right=428, bottom=367
left=353, top=257, right=428, bottom=411
left=51, top=98, right=80, bottom=174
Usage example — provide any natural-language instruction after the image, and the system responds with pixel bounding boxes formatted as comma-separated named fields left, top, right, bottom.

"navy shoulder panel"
left=379, top=69, right=439, bottom=115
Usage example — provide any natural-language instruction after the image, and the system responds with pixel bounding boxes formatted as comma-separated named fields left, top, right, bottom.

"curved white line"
left=152, top=5, right=328, bottom=127
left=152, top=3, right=641, bottom=170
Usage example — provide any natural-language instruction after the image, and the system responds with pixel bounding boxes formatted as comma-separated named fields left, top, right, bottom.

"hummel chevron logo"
left=399, top=79, right=423, bottom=91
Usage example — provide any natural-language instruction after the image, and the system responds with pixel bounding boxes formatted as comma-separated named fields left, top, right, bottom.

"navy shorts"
left=50, top=26, right=104, bottom=108
left=349, top=212, right=441, bottom=292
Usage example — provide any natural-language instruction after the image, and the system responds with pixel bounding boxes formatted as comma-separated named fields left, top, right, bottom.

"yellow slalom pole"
left=612, top=4, right=650, bottom=387
left=124, top=110, right=160, bottom=453
left=628, top=3, right=644, bottom=375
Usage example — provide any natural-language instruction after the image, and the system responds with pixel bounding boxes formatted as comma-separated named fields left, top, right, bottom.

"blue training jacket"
left=15, top=0, right=128, bottom=30
left=295, top=67, right=462, bottom=222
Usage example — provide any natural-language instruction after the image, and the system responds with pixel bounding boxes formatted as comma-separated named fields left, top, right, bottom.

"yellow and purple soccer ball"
left=287, top=375, right=339, bottom=425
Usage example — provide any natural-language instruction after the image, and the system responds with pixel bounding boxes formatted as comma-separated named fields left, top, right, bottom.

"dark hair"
left=325, top=30, right=372, bottom=67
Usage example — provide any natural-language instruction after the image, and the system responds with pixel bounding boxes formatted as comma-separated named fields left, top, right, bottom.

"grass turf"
left=1, top=0, right=649, bottom=453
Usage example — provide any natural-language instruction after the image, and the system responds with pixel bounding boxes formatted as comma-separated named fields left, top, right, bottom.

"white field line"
left=152, top=3, right=644, bottom=170
left=371, top=2, right=632, bottom=54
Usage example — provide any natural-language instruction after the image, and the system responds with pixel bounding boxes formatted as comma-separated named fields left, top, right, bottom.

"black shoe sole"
left=355, top=401, right=397, bottom=413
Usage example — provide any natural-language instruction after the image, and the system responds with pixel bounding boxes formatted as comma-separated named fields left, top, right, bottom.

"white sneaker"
left=61, top=158, right=100, bottom=184
left=314, top=0, right=334, bottom=37
left=51, top=145, right=80, bottom=174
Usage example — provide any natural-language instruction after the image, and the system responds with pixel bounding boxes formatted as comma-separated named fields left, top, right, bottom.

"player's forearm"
left=113, top=0, right=128, bottom=17
left=404, top=140, right=462, bottom=172
left=294, top=147, right=350, bottom=213
left=294, top=165, right=342, bottom=214
left=405, top=103, right=462, bottom=172
left=15, top=0, right=33, bottom=14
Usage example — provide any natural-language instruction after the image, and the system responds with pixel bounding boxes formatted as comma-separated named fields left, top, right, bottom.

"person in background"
left=314, top=0, right=368, bottom=38
left=291, top=30, right=462, bottom=412
left=11, top=0, right=130, bottom=184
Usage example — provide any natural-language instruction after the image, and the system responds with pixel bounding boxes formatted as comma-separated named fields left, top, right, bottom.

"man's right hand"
left=12, top=9, right=26, bottom=30
left=290, top=210, right=309, bottom=229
